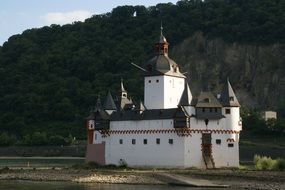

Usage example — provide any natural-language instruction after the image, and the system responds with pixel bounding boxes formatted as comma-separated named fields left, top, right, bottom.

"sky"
left=0, top=0, right=178, bottom=45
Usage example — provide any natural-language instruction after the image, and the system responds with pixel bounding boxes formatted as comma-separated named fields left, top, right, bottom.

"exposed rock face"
left=171, top=32, right=285, bottom=109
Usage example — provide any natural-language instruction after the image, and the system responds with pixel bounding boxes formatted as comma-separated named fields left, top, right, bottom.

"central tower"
left=144, top=27, right=186, bottom=109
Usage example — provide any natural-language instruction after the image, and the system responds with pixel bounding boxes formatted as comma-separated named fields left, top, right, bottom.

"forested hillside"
left=0, top=0, right=284, bottom=142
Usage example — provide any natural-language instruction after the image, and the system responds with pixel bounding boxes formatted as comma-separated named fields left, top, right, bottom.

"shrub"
left=253, top=155, right=261, bottom=165
left=254, top=155, right=285, bottom=171
left=272, top=158, right=285, bottom=171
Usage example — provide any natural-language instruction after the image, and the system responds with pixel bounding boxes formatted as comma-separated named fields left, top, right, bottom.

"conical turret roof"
left=220, top=79, right=240, bottom=107
left=135, top=100, right=146, bottom=112
left=103, top=91, right=117, bottom=111
left=179, top=82, right=192, bottom=106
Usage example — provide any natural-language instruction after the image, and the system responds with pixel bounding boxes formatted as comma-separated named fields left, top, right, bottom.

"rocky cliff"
left=171, top=32, right=285, bottom=109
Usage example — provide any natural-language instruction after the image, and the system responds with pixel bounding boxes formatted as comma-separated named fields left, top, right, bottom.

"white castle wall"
left=90, top=104, right=241, bottom=168
left=223, top=107, right=241, bottom=131
left=93, top=131, right=102, bottom=144
left=163, top=76, right=185, bottom=108
left=144, top=76, right=164, bottom=109
left=144, top=76, right=185, bottom=109
left=105, top=119, right=186, bottom=167
left=185, top=134, right=205, bottom=168
left=187, top=109, right=240, bottom=168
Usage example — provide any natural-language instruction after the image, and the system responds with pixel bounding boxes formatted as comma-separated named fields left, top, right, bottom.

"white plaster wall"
left=101, top=108, right=241, bottom=168
left=144, top=76, right=185, bottom=109
left=185, top=134, right=205, bottom=168
left=223, top=107, right=241, bottom=131
left=185, top=133, right=239, bottom=168
left=105, top=119, right=186, bottom=167
left=190, top=118, right=226, bottom=130
left=188, top=112, right=240, bottom=168
left=163, top=76, right=185, bottom=109
left=144, top=76, right=164, bottom=109
left=211, top=133, right=239, bottom=167
left=93, top=131, right=103, bottom=144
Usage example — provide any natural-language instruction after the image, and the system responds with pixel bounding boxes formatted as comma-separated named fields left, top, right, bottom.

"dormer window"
left=229, top=96, right=234, bottom=101
left=204, top=98, right=210, bottom=103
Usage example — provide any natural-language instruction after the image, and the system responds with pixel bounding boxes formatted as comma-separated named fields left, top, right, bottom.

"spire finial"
left=120, top=78, right=126, bottom=92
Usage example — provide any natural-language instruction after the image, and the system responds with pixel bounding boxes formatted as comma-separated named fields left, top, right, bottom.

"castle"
left=85, top=28, right=242, bottom=168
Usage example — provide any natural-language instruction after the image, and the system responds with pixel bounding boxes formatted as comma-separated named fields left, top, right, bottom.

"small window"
left=95, top=134, right=97, bottom=140
left=143, top=139, right=147, bottom=145
left=169, top=139, right=173, bottom=145
left=123, top=94, right=127, bottom=97
left=210, top=108, right=212, bottom=112
left=216, top=139, right=221, bottom=145
left=229, top=96, right=234, bottom=101
left=119, top=139, right=123, bottom=144
left=228, top=143, right=234, bottom=147
left=156, top=138, right=160, bottom=144
left=148, top=80, right=151, bottom=83
left=202, top=108, right=205, bottom=112
left=156, top=79, right=159, bottom=83
left=215, top=108, right=218, bottom=112
left=226, top=109, right=231, bottom=114
left=132, top=139, right=136, bottom=145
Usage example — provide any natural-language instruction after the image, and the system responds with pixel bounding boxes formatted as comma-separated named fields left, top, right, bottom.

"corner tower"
left=144, top=27, right=186, bottom=109
left=220, top=79, right=241, bottom=132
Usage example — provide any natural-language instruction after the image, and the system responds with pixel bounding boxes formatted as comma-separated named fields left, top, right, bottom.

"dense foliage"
left=0, top=0, right=284, bottom=143
left=241, top=108, right=285, bottom=134
left=254, top=155, right=285, bottom=171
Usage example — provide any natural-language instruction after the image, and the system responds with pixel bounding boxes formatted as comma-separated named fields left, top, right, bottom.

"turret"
left=103, top=91, right=117, bottom=115
left=117, top=79, right=134, bottom=110
left=178, top=81, right=194, bottom=116
left=220, top=79, right=241, bottom=131
left=144, top=26, right=186, bottom=109
left=155, top=25, right=169, bottom=56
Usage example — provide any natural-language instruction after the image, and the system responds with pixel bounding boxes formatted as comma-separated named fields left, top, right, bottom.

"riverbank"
left=0, top=168, right=284, bottom=190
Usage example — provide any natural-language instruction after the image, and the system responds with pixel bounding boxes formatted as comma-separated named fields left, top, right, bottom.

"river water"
left=0, top=180, right=223, bottom=190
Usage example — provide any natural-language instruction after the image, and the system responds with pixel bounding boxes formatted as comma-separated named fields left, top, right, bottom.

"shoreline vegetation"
left=0, top=166, right=284, bottom=190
